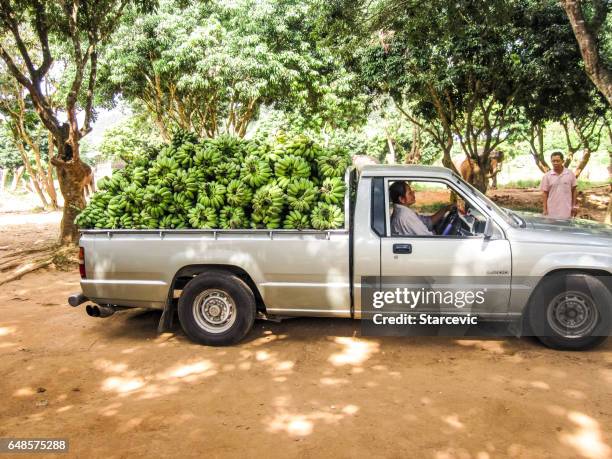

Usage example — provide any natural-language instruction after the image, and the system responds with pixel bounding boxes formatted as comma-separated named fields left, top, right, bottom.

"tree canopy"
left=98, top=0, right=369, bottom=140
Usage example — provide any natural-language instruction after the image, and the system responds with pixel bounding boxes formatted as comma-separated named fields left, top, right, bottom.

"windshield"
left=453, top=174, right=518, bottom=228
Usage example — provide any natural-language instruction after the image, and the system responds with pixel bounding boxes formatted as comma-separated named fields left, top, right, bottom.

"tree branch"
left=562, top=0, right=612, bottom=106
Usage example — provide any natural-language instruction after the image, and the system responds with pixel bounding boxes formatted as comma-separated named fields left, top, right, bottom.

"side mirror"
left=483, top=219, right=494, bottom=239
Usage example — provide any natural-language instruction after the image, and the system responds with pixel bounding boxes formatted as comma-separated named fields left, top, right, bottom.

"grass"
left=413, top=202, right=447, bottom=213
left=498, top=179, right=610, bottom=191
left=498, top=179, right=541, bottom=189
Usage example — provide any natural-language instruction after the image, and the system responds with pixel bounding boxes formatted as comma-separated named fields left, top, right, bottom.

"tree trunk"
left=527, top=123, right=551, bottom=173
left=16, top=143, right=49, bottom=208
left=473, top=166, right=488, bottom=193
left=405, top=123, right=422, bottom=164
left=51, top=135, right=89, bottom=244
left=385, top=137, right=396, bottom=164
left=440, top=135, right=459, bottom=174
left=55, top=162, right=88, bottom=243
left=606, top=189, right=612, bottom=225
left=606, top=151, right=612, bottom=225
left=10, top=166, right=24, bottom=191
left=46, top=133, right=58, bottom=209
left=562, top=0, right=612, bottom=107
left=0, top=168, right=6, bottom=192
left=574, top=148, right=591, bottom=178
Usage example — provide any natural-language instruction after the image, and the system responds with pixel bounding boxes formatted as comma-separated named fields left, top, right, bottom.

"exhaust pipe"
left=68, top=292, right=88, bottom=307
left=85, top=304, right=115, bottom=318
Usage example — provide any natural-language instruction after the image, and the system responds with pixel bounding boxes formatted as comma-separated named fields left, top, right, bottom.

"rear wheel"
left=527, top=273, right=611, bottom=350
left=178, top=271, right=256, bottom=346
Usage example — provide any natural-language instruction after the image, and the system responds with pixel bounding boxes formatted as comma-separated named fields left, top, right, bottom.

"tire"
left=527, top=273, right=611, bottom=351
left=178, top=271, right=256, bottom=346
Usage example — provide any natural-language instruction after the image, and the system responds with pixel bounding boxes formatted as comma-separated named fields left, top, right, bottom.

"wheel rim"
left=546, top=291, right=598, bottom=339
left=192, top=289, right=237, bottom=334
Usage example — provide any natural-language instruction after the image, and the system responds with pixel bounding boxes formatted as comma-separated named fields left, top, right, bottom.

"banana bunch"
left=311, top=202, right=344, bottom=230
left=219, top=206, right=248, bottom=229
left=119, top=213, right=134, bottom=229
left=188, top=204, right=218, bottom=229
left=132, top=153, right=152, bottom=169
left=286, top=178, right=317, bottom=212
left=213, top=161, right=240, bottom=185
left=194, top=143, right=222, bottom=173
left=171, top=129, right=198, bottom=148
left=283, top=210, right=310, bottom=229
left=130, top=210, right=144, bottom=229
left=76, top=131, right=350, bottom=230
left=74, top=207, right=96, bottom=228
left=107, top=215, right=121, bottom=229
left=168, top=198, right=191, bottom=216
left=282, top=134, right=321, bottom=161
left=213, top=135, right=245, bottom=160
left=98, top=170, right=129, bottom=193
left=173, top=142, right=197, bottom=168
left=170, top=169, right=200, bottom=204
left=140, top=210, right=159, bottom=229
left=107, top=195, right=127, bottom=217
left=274, top=155, right=311, bottom=188
left=148, top=157, right=179, bottom=186
left=197, top=181, right=226, bottom=209
left=225, top=179, right=253, bottom=208
left=96, top=176, right=111, bottom=191
left=252, top=184, right=284, bottom=216
left=160, top=214, right=188, bottom=229
left=92, top=214, right=110, bottom=229
left=131, top=166, right=148, bottom=186
left=143, top=185, right=173, bottom=218
left=251, top=211, right=282, bottom=229
left=255, top=142, right=281, bottom=164
left=317, top=151, right=350, bottom=178
left=75, top=191, right=111, bottom=227
left=121, top=184, right=145, bottom=213
left=158, top=144, right=176, bottom=160
left=241, top=155, right=272, bottom=187
left=319, top=177, right=346, bottom=205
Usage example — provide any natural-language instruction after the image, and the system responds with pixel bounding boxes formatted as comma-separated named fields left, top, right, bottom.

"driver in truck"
left=390, top=181, right=453, bottom=236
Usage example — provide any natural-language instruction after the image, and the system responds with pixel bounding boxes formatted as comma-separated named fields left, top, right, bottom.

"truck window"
left=387, top=179, right=488, bottom=237
left=371, top=178, right=386, bottom=237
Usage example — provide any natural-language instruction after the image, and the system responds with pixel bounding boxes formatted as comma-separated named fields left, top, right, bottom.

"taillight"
left=79, top=247, right=86, bottom=279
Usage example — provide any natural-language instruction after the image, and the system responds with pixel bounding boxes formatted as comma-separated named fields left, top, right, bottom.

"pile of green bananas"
left=76, top=130, right=349, bottom=230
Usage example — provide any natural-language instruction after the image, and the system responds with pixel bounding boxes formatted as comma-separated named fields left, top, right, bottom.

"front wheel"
left=527, top=273, right=611, bottom=350
left=178, top=271, right=256, bottom=346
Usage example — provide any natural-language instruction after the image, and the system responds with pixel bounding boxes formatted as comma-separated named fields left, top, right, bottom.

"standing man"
left=541, top=151, right=578, bottom=219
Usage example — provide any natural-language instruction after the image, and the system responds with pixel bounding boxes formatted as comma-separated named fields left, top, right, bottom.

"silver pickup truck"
left=68, top=165, right=612, bottom=350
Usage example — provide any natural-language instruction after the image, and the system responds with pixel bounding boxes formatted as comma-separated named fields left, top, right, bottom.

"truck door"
left=376, top=177, right=512, bottom=317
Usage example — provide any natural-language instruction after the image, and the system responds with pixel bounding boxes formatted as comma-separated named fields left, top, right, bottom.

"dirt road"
left=0, top=213, right=611, bottom=459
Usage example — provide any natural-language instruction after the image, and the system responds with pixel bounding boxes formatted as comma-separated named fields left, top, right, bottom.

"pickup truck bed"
left=80, top=228, right=352, bottom=316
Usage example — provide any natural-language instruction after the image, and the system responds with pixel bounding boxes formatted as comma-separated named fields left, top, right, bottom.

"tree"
left=561, top=0, right=612, bottom=106
left=0, top=125, right=22, bottom=190
left=0, top=64, right=57, bottom=208
left=0, top=0, right=153, bottom=243
left=514, top=0, right=605, bottom=173
left=352, top=0, right=529, bottom=191
left=99, top=114, right=162, bottom=163
left=559, top=100, right=607, bottom=177
left=99, top=0, right=368, bottom=140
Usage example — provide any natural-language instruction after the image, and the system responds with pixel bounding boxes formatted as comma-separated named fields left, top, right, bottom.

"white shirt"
left=391, top=204, right=433, bottom=236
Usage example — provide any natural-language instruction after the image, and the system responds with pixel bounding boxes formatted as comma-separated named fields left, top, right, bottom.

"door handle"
left=393, top=243, right=412, bottom=254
